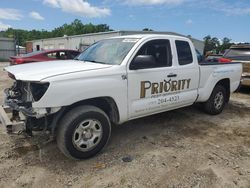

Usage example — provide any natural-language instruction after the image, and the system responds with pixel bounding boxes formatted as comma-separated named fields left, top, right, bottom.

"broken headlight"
left=30, top=82, right=50, bottom=101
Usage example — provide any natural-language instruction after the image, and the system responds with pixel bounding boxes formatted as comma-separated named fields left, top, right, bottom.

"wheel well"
left=216, top=78, right=230, bottom=102
left=64, top=96, right=119, bottom=121
left=50, top=97, right=120, bottom=136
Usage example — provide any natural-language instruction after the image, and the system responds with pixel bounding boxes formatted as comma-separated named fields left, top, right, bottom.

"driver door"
left=127, top=39, right=179, bottom=119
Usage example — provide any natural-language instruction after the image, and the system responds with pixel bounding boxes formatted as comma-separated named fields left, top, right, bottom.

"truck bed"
left=199, top=61, right=241, bottom=66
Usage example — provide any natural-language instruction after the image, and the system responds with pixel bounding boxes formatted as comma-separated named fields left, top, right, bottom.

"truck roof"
left=111, top=34, right=188, bottom=40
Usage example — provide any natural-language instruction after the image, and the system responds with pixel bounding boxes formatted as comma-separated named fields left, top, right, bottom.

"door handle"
left=167, top=73, right=177, bottom=78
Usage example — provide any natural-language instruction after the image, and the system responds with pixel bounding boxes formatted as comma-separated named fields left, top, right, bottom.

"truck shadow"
left=5, top=109, right=209, bottom=163
left=6, top=101, right=249, bottom=174
left=239, top=86, right=250, bottom=94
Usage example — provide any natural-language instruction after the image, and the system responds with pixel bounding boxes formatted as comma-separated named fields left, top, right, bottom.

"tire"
left=203, top=85, right=227, bottom=115
left=56, top=105, right=111, bottom=160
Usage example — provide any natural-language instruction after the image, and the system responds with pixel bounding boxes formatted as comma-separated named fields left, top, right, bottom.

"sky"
left=0, top=0, right=250, bottom=42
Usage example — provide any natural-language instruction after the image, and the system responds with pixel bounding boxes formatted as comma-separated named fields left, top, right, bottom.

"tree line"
left=203, top=35, right=235, bottom=55
left=204, top=36, right=250, bottom=55
left=0, top=19, right=112, bottom=46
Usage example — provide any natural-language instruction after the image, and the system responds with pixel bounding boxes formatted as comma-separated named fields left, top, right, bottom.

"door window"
left=175, top=40, right=193, bottom=65
left=132, top=39, right=172, bottom=69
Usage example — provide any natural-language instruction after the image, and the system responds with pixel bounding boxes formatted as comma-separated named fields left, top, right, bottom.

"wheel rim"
left=214, top=91, right=224, bottom=110
left=72, top=119, right=103, bottom=152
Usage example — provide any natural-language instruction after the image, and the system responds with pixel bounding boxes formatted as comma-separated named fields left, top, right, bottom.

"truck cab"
left=125, top=36, right=200, bottom=119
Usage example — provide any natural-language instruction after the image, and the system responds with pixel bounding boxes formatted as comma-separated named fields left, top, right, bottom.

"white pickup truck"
left=0, top=34, right=242, bottom=159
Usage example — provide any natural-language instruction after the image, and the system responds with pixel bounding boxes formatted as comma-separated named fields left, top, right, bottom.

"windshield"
left=76, top=38, right=139, bottom=65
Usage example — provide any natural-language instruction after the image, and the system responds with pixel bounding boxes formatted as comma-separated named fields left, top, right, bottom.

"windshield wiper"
left=85, top=60, right=107, bottom=64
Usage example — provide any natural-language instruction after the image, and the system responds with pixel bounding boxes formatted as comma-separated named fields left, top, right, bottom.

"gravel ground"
left=0, top=62, right=249, bottom=188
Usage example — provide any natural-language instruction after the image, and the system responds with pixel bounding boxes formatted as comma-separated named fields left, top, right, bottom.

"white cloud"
left=185, top=19, right=193, bottom=25
left=43, top=0, right=60, bottom=8
left=0, top=21, right=11, bottom=31
left=124, top=0, right=185, bottom=6
left=129, top=14, right=134, bottom=18
left=220, top=7, right=250, bottom=15
left=122, top=0, right=250, bottom=16
left=0, top=8, right=23, bottom=20
left=29, top=11, right=45, bottom=20
left=43, top=0, right=111, bottom=17
left=188, top=0, right=250, bottom=16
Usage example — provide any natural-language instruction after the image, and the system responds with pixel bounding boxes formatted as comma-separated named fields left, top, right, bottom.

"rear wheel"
left=56, top=105, right=111, bottom=159
left=203, top=85, right=227, bottom=115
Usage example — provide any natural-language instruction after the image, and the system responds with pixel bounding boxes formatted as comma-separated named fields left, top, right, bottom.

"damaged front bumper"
left=4, top=93, right=35, bottom=117
left=0, top=86, right=37, bottom=134
left=0, top=105, right=26, bottom=134
left=1, top=86, right=62, bottom=136
left=0, top=88, right=31, bottom=134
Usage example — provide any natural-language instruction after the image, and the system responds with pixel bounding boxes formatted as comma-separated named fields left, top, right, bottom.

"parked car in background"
left=223, top=45, right=250, bottom=87
left=9, top=49, right=80, bottom=65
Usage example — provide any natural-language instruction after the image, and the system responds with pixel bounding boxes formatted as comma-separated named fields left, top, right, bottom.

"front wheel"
left=56, top=105, right=111, bottom=160
left=203, top=85, right=227, bottom=115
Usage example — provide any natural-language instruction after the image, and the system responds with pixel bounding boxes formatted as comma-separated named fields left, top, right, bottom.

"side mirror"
left=130, top=55, right=156, bottom=70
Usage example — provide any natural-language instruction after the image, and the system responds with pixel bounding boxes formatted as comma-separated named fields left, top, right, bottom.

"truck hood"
left=4, top=60, right=112, bottom=81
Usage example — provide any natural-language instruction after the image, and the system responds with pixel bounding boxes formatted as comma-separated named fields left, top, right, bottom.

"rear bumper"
left=0, top=105, right=25, bottom=134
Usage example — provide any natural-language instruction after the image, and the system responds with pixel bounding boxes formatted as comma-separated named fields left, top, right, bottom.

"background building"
left=27, top=31, right=204, bottom=54
left=0, top=37, right=15, bottom=61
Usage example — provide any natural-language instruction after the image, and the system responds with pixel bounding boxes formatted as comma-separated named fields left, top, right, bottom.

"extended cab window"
left=176, top=40, right=193, bottom=65
left=134, top=39, right=172, bottom=68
